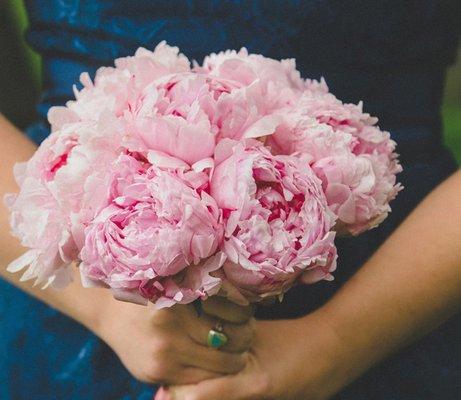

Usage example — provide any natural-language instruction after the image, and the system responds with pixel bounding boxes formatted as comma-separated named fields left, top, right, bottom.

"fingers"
left=139, top=333, right=234, bottom=385
left=219, top=318, right=255, bottom=354
left=163, top=368, right=222, bottom=386
left=178, top=339, right=249, bottom=374
left=185, top=310, right=255, bottom=354
left=140, top=304, right=252, bottom=385
left=149, top=366, right=221, bottom=386
left=201, top=296, right=255, bottom=324
left=159, top=377, right=239, bottom=400
left=163, top=373, right=250, bottom=400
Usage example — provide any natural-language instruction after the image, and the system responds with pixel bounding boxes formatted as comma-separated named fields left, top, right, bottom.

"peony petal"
left=242, top=114, right=282, bottom=139
left=7, top=250, right=38, bottom=273
left=111, top=288, right=149, bottom=306
left=147, top=150, right=189, bottom=169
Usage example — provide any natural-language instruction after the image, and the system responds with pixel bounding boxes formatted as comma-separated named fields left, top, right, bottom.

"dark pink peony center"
left=49, top=153, right=69, bottom=177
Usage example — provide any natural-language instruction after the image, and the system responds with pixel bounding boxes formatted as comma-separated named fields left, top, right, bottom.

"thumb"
left=162, top=374, right=243, bottom=400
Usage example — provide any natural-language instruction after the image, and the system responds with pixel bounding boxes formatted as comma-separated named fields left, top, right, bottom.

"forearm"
left=0, top=114, right=111, bottom=335
left=316, top=170, right=461, bottom=391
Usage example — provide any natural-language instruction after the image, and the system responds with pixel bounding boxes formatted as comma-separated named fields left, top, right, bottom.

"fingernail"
left=154, top=387, right=171, bottom=400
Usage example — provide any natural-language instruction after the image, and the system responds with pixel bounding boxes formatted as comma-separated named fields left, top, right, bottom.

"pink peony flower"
left=58, top=42, right=189, bottom=124
left=201, top=48, right=305, bottom=92
left=19, top=129, right=79, bottom=183
left=5, top=114, right=129, bottom=287
left=267, top=88, right=402, bottom=235
left=5, top=173, right=76, bottom=289
left=79, top=155, right=224, bottom=306
left=210, top=140, right=337, bottom=300
left=200, top=48, right=302, bottom=137
left=114, top=41, right=190, bottom=87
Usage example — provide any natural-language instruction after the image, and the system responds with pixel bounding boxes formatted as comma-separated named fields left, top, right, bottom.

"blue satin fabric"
left=1, top=1, right=460, bottom=399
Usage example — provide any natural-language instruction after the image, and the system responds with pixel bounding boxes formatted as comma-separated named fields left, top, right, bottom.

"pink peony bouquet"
left=5, top=42, right=401, bottom=307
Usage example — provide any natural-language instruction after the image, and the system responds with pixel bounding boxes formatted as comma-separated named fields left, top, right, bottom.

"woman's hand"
left=96, top=295, right=255, bottom=385
left=162, top=310, right=346, bottom=400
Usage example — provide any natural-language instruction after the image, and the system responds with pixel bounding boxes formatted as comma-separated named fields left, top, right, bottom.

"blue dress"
left=1, top=1, right=460, bottom=398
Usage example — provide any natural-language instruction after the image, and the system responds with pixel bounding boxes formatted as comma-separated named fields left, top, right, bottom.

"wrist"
left=79, top=288, right=119, bottom=343
left=312, top=302, right=385, bottom=395
left=296, top=308, right=358, bottom=398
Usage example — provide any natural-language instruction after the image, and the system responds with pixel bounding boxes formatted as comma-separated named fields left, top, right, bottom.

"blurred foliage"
left=442, top=46, right=461, bottom=164
left=1, top=0, right=460, bottom=163
left=0, top=0, right=41, bottom=129
left=443, top=105, right=461, bottom=163
left=8, top=0, right=42, bottom=88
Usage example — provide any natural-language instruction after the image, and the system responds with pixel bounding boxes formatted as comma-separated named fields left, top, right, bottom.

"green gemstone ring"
left=207, top=323, right=228, bottom=349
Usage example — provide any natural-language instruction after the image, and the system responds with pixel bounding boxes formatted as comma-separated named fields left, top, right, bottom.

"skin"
left=162, top=168, right=461, bottom=399
left=0, top=113, right=254, bottom=385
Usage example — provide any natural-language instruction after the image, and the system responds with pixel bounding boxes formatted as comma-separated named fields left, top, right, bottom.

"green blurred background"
left=1, top=0, right=460, bottom=163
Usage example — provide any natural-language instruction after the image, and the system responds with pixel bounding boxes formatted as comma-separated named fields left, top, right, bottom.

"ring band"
left=207, top=322, right=228, bottom=349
